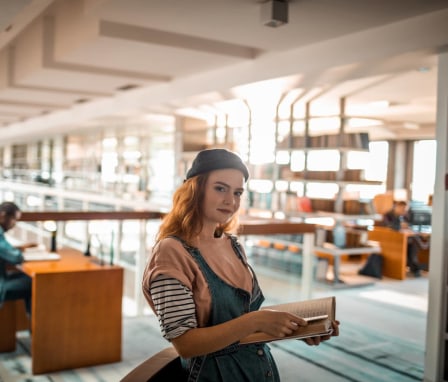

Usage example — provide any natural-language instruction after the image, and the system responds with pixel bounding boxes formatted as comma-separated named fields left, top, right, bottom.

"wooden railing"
left=20, top=210, right=165, bottom=221
left=238, top=219, right=315, bottom=235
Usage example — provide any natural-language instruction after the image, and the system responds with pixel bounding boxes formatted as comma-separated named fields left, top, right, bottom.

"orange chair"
left=372, top=193, right=394, bottom=215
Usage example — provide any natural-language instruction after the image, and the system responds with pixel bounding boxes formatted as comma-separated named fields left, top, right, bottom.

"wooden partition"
left=367, top=226, right=430, bottom=280
left=368, top=226, right=408, bottom=279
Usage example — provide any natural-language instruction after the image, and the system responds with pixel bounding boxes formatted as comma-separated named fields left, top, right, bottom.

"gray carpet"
left=0, top=316, right=424, bottom=382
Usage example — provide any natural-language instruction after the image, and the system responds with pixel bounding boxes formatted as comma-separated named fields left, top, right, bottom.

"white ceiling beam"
left=99, top=20, right=260, bottom=59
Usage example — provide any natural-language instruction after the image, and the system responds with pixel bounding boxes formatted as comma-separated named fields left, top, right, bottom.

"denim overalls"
left=176, top=236, right=280, bottom=382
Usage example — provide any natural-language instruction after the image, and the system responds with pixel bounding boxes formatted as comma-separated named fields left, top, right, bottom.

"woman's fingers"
left=301, top=319, right=341, bottom=346
left=331, top=320, right=340, bottom=336
left=303, top=336, right=321, bottom=346
left=258, top=310, right=308, bottom=337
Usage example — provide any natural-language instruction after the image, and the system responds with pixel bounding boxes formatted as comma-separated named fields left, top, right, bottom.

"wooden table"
left=314, top=242, right=382, bottom=284
left=18, top=248, right=123, bottom=374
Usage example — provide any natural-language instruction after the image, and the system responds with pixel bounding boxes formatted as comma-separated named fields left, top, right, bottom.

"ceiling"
left=1, top=0, right=448, bottom=144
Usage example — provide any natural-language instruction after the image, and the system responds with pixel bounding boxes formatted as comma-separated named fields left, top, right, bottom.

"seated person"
left=382, top=200, right=428, bottom=277
left=0, top=202, right=35, bottom=316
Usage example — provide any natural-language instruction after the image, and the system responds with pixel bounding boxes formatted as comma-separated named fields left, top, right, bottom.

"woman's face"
left=202, top=168, right=245, bottom=226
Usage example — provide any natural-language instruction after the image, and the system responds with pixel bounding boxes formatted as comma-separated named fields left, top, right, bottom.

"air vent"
left=74, top=98, right=89, bottom=104
left=116, top=84, right=140, bottom=91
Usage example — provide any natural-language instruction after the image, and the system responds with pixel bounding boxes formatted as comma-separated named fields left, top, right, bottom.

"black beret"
left=186, top=149, right=249, bottom=182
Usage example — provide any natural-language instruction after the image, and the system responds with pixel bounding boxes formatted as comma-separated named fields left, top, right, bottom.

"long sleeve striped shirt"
left=150, top=274, right=198, bottom=340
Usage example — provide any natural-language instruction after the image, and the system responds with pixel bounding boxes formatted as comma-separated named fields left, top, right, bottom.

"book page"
left=264, top=296, right=335, bottom=321
left=240, top=296, right=335, bottom=345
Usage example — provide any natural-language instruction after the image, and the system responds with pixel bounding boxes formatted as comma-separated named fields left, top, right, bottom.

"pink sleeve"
left=142, top=238, right=207, bottom=320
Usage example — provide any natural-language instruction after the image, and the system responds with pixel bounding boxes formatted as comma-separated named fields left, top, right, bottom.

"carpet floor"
left=0, top=264, right=427, bottom=382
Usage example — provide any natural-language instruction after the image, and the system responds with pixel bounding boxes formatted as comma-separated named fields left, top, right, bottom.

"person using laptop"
left=0, top=201, right=35, bottom=316
left=382, top=200, right=428, bottom=277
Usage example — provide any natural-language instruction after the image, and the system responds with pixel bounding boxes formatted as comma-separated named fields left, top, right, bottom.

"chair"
left=367, top=226, right=410, bottom=280
left=120, top=347, right=187, bottom=382
left=372, top=193, right=394, bottom=215
left=0, top=301, right=17, bottom=352
left=0, top=300, right=30, bottom=352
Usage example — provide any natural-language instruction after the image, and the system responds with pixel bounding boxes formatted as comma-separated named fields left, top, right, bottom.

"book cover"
left=240, top=296, right=335, bottom=344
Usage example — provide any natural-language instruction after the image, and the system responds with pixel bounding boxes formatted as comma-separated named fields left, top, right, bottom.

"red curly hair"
left=156, top=173, right=240, bottom=246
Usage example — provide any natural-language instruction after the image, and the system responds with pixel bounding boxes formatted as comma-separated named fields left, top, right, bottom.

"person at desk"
left=142, top=149, right=339, bottom=381
left=382, top=200, right=428, bottom=277
left=0, top=202, right=35, bottom=315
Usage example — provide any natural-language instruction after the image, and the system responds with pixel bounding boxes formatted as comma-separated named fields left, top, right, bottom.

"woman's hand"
left=171, top=309, right=309, bottom=358
left=302, top=319, right=340, bottom=346
left=253, top=309, right=308, bottom=338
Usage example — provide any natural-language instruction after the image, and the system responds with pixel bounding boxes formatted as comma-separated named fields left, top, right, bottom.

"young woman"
left=142, top=148, right=339, bottom=381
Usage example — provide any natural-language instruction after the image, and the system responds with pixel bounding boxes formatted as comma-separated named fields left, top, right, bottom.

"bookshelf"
left=277, top=132, right=370, bottom=151
left=247, top=131, right=381, bottom=216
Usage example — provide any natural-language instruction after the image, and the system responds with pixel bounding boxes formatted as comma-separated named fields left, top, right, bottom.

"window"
left=412, top=140, right=436, bottom=203
left=307, top=150, right=340, bottom=171
left=360, top=141, right=388, bottom=181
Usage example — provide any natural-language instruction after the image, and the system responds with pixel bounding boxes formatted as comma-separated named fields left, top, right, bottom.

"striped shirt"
left=150, top=274, right=197, bottom=340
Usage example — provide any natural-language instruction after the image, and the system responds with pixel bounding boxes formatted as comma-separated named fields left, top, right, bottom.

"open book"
left=23, top=245, right=61, bottom=261
left=240, top=296, right=336, bottom=344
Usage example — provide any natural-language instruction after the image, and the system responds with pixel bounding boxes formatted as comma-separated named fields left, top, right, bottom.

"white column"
left=301, top=232, right=315, bottom=300
left=135, top=219, right=148, bottom=316
left=52, top=135, right=65, bottom=185
left=393, top=141, right=407, bottom=190
left=424, top=51, right=448, bottom=382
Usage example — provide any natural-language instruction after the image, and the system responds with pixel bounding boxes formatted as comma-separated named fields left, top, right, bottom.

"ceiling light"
left=261, top=0, right=288, bottom=28
left=367, top=100, right=390, bottom=109
left=348, top=118, right=382, bottom=128
left=403, top=122, right=419, bottom=130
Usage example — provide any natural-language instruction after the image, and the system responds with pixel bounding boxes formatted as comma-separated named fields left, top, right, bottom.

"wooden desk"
left=18, top=248, right=123, bottom=374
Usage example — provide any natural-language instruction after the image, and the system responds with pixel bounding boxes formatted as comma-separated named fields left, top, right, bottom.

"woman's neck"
left=196, top=225, right=222, bottom=244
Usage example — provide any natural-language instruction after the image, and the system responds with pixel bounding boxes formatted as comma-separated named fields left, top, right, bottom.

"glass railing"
left=1, top=180, right=318, bottom=315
